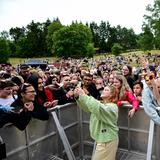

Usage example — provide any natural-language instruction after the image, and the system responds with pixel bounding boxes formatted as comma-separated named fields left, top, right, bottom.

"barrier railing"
left=0, top=103, right=160, bottom=160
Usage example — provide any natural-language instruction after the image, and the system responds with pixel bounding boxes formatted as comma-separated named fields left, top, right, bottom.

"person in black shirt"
left=0, top=83, right=49, bottom=130
left=82, top=73, right=100, bottom=99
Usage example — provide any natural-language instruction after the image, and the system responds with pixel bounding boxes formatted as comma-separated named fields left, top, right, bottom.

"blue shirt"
left=142, top=86, right=160, bottom=125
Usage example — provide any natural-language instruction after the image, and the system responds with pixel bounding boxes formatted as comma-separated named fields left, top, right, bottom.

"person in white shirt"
left=0, top=80, right=16, bottom=106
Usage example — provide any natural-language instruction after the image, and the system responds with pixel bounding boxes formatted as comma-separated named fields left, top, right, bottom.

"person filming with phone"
left=141, top=58, right=160, bottom=125
left=142, top=73, right=160, bottom=125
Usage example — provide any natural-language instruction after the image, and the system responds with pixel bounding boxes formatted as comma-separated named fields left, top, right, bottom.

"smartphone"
left=76, top=82, right=82, bottom=88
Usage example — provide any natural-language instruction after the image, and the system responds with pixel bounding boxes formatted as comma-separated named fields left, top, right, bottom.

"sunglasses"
left=145, top=74, right=155, bottom=81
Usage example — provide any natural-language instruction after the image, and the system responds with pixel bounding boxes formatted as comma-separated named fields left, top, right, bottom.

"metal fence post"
left=146, top=120, right=155, bottom=160
left=51, top=111, right=76, bottom=160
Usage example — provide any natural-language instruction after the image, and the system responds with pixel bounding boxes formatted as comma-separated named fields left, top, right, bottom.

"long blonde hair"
left=114, top=75, right=132, bottom=100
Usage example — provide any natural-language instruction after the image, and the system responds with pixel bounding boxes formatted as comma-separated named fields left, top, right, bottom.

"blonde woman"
left=113, top=75, right=139, bottom=118
left=74, top=85, right=119, bottom=160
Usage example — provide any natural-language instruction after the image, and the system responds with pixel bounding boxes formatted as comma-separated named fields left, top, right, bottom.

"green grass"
left=9, top=57, right=56, bottom=67
left=9, top=50, right=160, bottom=67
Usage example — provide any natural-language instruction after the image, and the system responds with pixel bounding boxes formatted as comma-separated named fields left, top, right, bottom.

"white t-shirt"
left=0, top=96, right=15, bottom=106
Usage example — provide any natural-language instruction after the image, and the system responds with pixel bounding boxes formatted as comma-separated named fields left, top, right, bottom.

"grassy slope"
left=9, top=50, right=160, bottom=67
left=9, top=57, right=56, bottom=67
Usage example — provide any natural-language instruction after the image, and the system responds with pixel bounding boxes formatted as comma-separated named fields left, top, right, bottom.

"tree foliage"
left=46, top=21, right=63, bottom=54
left=143, top=0, right=160, bottom=49
left=111, top=43, right=123, bottom=56
left=137, top=26, right=154, bottom=51
left=0, top=38, right=9, bottom=63
left=52, top=23, right=94, bottom=58
left=0, top=3, right=158, bottom=59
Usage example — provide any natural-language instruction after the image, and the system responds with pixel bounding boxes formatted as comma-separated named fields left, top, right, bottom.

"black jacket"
left=52, top=87, right=75, bottom=105
left=0, top=99, right=49, bottom=131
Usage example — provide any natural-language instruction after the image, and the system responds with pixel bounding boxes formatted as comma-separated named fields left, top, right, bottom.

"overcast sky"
left=0, top=0, right=154, bottom=34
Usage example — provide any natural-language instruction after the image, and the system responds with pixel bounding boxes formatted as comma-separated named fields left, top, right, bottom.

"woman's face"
left=113, top=78, right=122, bottom=90
left=38, top=78, right=43, bottom=91
left=122, top=66, right=129, bottom=76
left=108, top=74, right=114, bottom=84
left=133, top=84, right=142, bottom=96
left=52, top=77, right=58, bottom=85
left=101, top=86, right=111, bottom=98
left=22, top=86, right=36, bottom=102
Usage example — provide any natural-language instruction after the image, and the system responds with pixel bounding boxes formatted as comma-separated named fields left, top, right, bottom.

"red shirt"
left=117, top=90, right=139, bottom=110
left=38, top=88, right=55, bottom=106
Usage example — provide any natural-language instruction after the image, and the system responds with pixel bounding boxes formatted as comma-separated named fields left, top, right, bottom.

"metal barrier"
left=78, top=105, right=160, bottom=160
left=0, top=103, right=160, bottom=160
left=117, top=105, right=160, bottom=160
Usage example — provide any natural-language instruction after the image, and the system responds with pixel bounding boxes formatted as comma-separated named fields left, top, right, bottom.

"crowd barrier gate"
left=0, top=103, right=160, bottom=160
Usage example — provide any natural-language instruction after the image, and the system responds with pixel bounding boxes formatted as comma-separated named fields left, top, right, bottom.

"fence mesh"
left=46, top=155, right=64, bottom=160
left=116, top=149, right=146, bottom=160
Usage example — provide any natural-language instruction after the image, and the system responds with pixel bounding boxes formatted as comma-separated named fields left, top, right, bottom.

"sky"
left=0, top=0, right=154, bottom=34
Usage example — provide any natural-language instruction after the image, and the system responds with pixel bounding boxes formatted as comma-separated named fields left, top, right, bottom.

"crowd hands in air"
left=0, top=54, right=160, bottom=130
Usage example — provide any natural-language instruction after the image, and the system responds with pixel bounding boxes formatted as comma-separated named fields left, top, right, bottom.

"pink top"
left=117, top=90, right=139, bottom=110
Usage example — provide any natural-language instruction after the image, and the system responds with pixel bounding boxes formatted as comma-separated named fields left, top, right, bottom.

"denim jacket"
left=142, top=86, right=160, bottom=125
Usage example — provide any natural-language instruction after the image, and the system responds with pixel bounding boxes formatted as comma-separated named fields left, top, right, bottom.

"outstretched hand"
left=141, top=58, right=149, bottom=68
left=74, top=87, right=85, bottom=98
left=128, top=108, right=136, bottom=118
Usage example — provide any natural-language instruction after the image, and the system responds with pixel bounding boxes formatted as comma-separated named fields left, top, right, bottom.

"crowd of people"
left=0, top=54, right=160, bottom=159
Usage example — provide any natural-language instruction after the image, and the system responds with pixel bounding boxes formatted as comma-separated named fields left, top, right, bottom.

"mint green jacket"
left=77, top=95, right=119, bottom=143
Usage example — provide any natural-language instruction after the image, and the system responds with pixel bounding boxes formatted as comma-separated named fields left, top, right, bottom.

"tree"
left=42, top=19, right=52, bottom=55
left=46, top=21, right=63, bottom=54
left=143, top=0, right=160, bottom=49
left=86, top=43, right=95, bottom=57
left=99, top=21, right=108, bottom=53
left=90, top=22, right=100, bottom=48
left=16, top=37, right=29, bottom=57
left=0, top=38, right=9, bottom=63
left=0, top=31, right=10, bottom=40
left=9, top=27, right=25, bottom=43
left=25, top=21, right=49, bottom=57
left=137, top=26, right=154, bottom=51
left=52, top=23, right=94, bottom=58
left=111, top=43, right=123, bottom=56
left=105, top=23, right=118, bottom=52
left=116, top=25, right=138, bottom=50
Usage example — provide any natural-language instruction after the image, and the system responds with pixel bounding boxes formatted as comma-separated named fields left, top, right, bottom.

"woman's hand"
left=141, top=58, right=149, bottom=68
left=128, top=108, right=136, bottom=118
left=51, top=100, right=58, bottom=107
left=44, top=100, right=58, bottom=108
left=44, top=102, right=52, bottom=108
left=66, top=90, right=74, bottom=98
left=24, top=102, right=34, bottom=111
left=74, top=87, right=85, bottom=97
left=136, top=96, right=142, bottom=103
left=121, top=101, right=130, bottom=105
